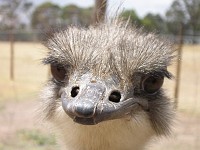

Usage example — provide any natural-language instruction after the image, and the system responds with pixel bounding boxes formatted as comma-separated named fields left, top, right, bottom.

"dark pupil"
left=144, top=76, right=163, bottom=94
left=51, top=65, right=66, bottom=81
left=57, top=66, right=65, bottom=71
left=57, top=66, right=64, bottom=72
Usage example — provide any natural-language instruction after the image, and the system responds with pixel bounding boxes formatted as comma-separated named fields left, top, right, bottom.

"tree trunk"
left=92, top=0, right=107, bottom=24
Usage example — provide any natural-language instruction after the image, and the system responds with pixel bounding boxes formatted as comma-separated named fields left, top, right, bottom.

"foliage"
left=142, top=13, right=167, bottom=33
left=166, top=0, right=200, bottom=42
left=166, top=0, right=186, bottom=34
left=120, top=10, right=141, bottom=26
left=120, top=10, right=167, bottom=33
left=62, top=4, right=93, bottom=26
left=0, top=0, right=32, bottom=30
left=183, top=0, right=200, bottom=31
left=31, top=2, right=61, bottom=29
left=1, top=0, right=200, bottom=39
left=31, top=2, right=93, bottom=29
left=119, top=0, right=200, bottom=39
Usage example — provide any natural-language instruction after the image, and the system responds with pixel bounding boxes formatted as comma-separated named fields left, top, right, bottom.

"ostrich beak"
left=61, top=83, right=148, bottom=125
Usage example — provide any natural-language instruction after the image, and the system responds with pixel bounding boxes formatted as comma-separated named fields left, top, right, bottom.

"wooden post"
left=92, top=0, right=107, bottom=24
left=10, top=29, right=15, bottom=81
left=174, top=23, right=183, bottom=108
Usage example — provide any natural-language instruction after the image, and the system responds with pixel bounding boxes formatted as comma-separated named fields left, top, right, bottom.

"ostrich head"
left=41, top=20, right=175, bottom=150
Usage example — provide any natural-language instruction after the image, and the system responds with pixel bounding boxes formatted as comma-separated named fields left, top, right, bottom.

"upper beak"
left=61, top=83, right=148, bottom=125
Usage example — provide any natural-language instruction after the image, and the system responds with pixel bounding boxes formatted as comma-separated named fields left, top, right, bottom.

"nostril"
left=71, top=86, right=80, bottom=97
left=109, top=91, right=121, bottom=103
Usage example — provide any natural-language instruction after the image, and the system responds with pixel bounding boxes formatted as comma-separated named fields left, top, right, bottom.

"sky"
left=33, top=0, right=175, bottom=17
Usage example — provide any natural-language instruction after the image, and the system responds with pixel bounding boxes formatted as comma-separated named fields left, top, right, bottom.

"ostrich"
left=40, top=19, right=175, bottom=150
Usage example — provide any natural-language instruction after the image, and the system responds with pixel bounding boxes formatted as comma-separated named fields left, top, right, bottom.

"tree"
left=166, top=0, right=186, bottom=34
left=62, top=4, right=81, bottom=25
left=31, top=2, right=61, bottom=29
left=0, top=0, right=32, bottom=30
left=142, top=13, right=167, bottom=33
left=120, top=10, right=141, bottom=26
left=62, top=5, right=92, bottom=27
left=183, top=0, right=200, bottom=41
left=79, top=7, right=93, bottom=26
left=166, top=0, right=200, bottom=43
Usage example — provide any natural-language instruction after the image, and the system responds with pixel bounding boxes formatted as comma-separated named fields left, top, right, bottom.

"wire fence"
left=0, top=30, right=43, bottom=42
left=1, top=30, right=200, bottom=44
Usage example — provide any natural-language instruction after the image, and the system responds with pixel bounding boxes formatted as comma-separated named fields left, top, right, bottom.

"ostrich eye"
left=51, top=64, right=66, bottom=82
left=142, top=76, right=164, bottom=94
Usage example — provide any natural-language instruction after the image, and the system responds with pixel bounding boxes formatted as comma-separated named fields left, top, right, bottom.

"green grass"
left=17, top=129, right=56, bottom=146
left=0, top=129, right=59, bottom=150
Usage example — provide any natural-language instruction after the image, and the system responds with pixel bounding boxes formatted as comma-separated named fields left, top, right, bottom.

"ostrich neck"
left=54, top=115, right=154, bottom=150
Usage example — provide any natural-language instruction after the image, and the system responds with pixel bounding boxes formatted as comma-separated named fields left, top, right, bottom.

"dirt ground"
left=0, top=42, right=200, bottom=150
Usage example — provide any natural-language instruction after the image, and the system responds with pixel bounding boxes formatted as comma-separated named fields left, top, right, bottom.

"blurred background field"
left=0, top=42, right=200, bottom=150
left=1, top=0, right=200, bottom=150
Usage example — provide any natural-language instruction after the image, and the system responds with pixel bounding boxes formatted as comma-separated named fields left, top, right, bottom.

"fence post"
left=10, top=30, right=15, bottom=81
left=174, top=23, right=183, bottom=108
